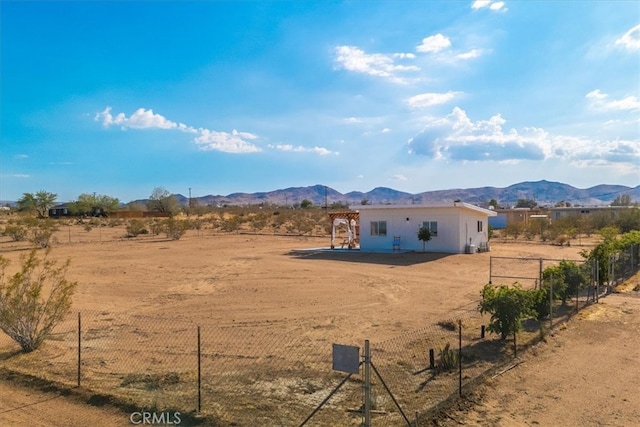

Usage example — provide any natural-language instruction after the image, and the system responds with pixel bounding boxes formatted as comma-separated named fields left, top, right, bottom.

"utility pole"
left=188, top=187, right=192, bottom=217
left=324, top=186, right=328, bottom=209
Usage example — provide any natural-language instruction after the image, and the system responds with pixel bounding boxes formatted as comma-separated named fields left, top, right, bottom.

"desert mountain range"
left=170, top=180, right=640, bottom=208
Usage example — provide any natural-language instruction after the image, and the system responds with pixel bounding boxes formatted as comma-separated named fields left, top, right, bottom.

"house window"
left=477, top=220, right=483, bottom=232
left=370, top=221, right=387, bottom=237
left=422, top=221, right=438, bottom=237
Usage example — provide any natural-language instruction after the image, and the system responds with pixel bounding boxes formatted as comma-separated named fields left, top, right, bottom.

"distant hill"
left=167, top=180, right=639, bottom=208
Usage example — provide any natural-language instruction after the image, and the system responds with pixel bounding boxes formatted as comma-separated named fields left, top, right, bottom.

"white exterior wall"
left=358, top=204, right=493, bottom=254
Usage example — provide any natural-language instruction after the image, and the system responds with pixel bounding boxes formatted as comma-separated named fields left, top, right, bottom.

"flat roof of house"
left=356, top=202, right=497, bottom=216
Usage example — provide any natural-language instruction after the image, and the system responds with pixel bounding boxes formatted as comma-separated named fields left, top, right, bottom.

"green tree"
left=69, top=193, right=120, bottom=217
left=0, top=249, right=78, bottom=352
left=615, top=208, right=640, bottom=233
left=489, top=198, right=499, bottom=209
left=479, top=283, right=533, bottom=340
left=529, top=286, right=551, bottom=321
left=611, top=194, right=632, bottom=206
left=17, top=191, right=57, bottom=218
left=300, top=199, right=313, bottom=209
left=148, top=187, right=181, bottom=216
left=581, top=229, right=640, bottom=285
left=515, top=198, right=537, bottom=209
left=417, top=226, right=432, bottom=252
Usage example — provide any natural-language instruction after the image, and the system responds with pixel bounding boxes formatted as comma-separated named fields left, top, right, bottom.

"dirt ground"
left=436, top=291, right=640, bottom=427
left=0, top=226, right=638, bottom=426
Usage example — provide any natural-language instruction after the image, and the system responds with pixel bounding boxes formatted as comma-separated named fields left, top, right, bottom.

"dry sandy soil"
left=0, top=226, right=638, bottom=426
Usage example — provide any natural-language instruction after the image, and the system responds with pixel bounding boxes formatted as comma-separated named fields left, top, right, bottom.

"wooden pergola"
left=328, top=211, right=360, bottom=249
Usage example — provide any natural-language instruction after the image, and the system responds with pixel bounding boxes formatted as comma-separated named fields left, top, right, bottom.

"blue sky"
left=1, top=1, right=639, bottom=203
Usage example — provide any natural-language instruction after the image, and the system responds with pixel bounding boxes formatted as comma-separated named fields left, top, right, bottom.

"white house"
left=357, top=202, right=496, bottom=254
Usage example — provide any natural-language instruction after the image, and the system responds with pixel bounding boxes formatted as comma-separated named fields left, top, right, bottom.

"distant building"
left=49, top=203, right=72, bottom=218
left=548, top=205, right=638, bottom=221
left=489, top=208, right=548, bottom=229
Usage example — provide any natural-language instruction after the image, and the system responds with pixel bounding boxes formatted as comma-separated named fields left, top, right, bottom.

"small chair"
left=392, top=236, right=401, bottom=251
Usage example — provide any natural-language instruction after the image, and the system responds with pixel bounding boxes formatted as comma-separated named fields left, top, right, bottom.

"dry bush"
left=0, top=249, right=78, bottom=352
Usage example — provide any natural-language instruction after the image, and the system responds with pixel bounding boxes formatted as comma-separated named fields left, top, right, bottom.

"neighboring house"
left=49, top=203, right=71, bottom=218
left=357, top=202, right=496, bottom=254
left=48, top=203, right=106, bottom=218
left=548, top=206, right=637, bottom=221
left=489, top=208, right=548, bottom=229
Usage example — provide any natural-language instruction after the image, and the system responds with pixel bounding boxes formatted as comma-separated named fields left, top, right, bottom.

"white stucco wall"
left=358, top=203, right=494, bottom=254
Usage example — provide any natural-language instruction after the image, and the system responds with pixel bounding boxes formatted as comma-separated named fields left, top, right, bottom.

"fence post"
left=481, top=325, right=485, bottom=339
left=538, top=258, right=543, bottom=290
left=549, top=273, right=553, bottom=330
left=363, top=340, right=371, bottom=427
left=489, top=256, right=492, bottom=284
left=77, top=312, right=81, bottom=387
left=197, top=325, right=201, bottom=413
left=458, top=319, right=462, bottom=397
left=429, top=349, right=435, bottom=369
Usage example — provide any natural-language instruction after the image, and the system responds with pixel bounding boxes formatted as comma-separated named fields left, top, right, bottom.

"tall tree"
left=17, top=191, right=57, bottom=218
left=69, top=193, right=120, bottom=216
left=515, top=198, right=537, bottom=209
left=611, top=194, right=632, bottom=206
left=148, top=187, right=181, bottom=215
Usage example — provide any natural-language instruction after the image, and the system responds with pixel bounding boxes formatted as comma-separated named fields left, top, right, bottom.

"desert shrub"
left=0, top=249, right=78, bottom=352
left=107, top=218, right=123, bottom=227
left=435, top=343, right=459, bottom=373
left=3, top=224, right=27, bottom=241
left=165, top=218, right=188, bottom=240
left=126, top=219, right=148, bottom=237
left=30, top=227, right=56, bottom=248
left=504, top=223, right=524, bottom=240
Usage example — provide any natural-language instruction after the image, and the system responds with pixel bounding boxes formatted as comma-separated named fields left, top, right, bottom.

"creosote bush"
left=0, top=249, right=78, bottom=353
left=126, top=219, right=148, bottom=237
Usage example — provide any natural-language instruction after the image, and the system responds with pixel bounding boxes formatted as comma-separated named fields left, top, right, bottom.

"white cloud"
left=334, top=45, right=419, bottom=83
left=95, top=107, right=195, bottom=132
left=586, top=89, right=640, bottom=111
left=471, top=1, right=507, bottom=11
left=344, top=117, right=363, bottom=123
left=471, top=0, right=491, bottom=9
left=406, top=91, right=463, bottom=108
left=407, top=107, right=640, bottom=167
left=391, top=174, right=408, bottom=181
left=380, top=128, right=391, bottom=133
left=15, top=154, right=28, bottom=159
left=416, top=34, right=451, bottom=53
left=455, top=49, right=483, bottom=60
left=393, top=53, right=416, bottom=59
left=97, top=107, right=260, bottom=153
left=615, top=24, right=640, bottom=50
left=194, top=129, right=261, bottom=154
left=269, top=144, right=337, bottom=156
